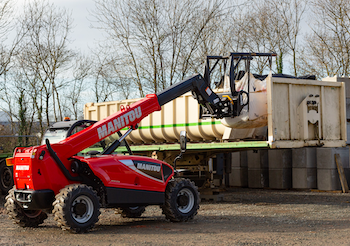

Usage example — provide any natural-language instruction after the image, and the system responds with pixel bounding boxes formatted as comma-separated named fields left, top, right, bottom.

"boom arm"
left=157, top=74, right=232, bottom=118
left=50, top=73, right=229, bottom=161
left=53, top=94, right=161, bottom=161
left=157, top=74, right=213, bottom=106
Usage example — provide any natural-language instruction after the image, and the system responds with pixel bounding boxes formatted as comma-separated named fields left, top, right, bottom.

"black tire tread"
left=162, top=178, right=200, bottom=222
left=52, top=184, right=100, bottom=233
left=0, top=159, right=13, bottom=194
left=5, top=187, right=47, bottom=227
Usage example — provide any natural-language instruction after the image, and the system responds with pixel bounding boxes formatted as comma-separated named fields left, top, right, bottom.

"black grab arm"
left=156, top=74, right=228, bottom=118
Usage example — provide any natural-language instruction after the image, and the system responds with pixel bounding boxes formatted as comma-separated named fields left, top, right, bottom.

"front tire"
left=5, top=188, right=47, bottom=227
left=0, top=159, right=14, bottom=194
left=53, top=184, right=100, bottom=233
left=162, top=178, right=200, bottom=222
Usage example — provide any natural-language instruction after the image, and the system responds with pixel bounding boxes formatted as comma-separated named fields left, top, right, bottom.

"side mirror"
left=179, top=131, right=187, bottom=153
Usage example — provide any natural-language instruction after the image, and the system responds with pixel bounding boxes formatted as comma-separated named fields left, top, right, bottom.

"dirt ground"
left=1, top=188, right=350, bottom=246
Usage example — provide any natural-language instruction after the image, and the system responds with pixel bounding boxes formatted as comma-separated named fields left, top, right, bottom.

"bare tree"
left=90, top=48, right=119, bottom=102
left=63, top=54, right=92, bottom=119
left=18, top=0, right=75, bottom=124
left=0, top=0, right=77, bottom=137
left=268, top=0, right=306, bottom=76
left=239, top=0, right=305, bottom=75
left=298, top=0, right=350, bottom=78
left=0, top=0, right=29, bottom=81
left=0, top=71, right=36, bottom=146
left=93, top=0, right=146, bottom=97
left=89, top=46, right=134, bottom=103
left=92, top=0, right=227, bottom=96
left=0, top=0, right=16, bottom=75
left=0, top=0, right=32, bottom=139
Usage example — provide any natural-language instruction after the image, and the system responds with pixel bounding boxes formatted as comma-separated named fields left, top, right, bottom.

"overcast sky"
left=17, top=0, right=104, bottom=53
left=54, top=0, right=103, bottom=52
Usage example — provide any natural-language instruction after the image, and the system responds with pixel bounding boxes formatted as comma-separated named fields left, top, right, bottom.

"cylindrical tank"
left=84, top=92, right=227, bottom=144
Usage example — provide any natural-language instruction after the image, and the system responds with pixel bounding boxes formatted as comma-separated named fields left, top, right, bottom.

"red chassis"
left=6, top=93, right=200, bottom=233
left=6, top=71, right=236, bottom=233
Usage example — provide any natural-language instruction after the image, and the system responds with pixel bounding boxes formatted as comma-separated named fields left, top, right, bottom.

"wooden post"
left=334, top=154, right=349, bottom=193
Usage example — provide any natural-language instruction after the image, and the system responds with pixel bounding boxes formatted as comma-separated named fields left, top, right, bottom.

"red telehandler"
left=5, top=53, right=276, bottom=233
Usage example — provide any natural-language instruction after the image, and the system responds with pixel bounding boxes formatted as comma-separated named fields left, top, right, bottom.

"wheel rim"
left=24, top=210, right=42, bottom=218
left=1, top=167, right=12, bottom=189
left=71, top=195, right=94, bottom=224
left=176, top=188, right=195, bottom=214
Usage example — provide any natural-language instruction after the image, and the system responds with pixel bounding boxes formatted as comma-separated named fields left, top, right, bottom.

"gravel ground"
left=1, top=188, right=350, bottom=246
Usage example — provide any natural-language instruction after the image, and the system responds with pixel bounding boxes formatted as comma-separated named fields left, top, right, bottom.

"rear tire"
left=118, top=206, right=146, bottom=218
left=53, top=184, right=100, bottom=233
left=0, top=159, right=13, bottom=194
left=5, top=187, right=47, bottom=227
left=162, top=178, right=200, bottom=222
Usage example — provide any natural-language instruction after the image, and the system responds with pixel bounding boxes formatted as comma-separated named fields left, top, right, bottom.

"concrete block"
left=229, top=167, right=248, bottom=187
left=292, top=168, right=317, bottom=189
left=231, top=151, right=248, bottom=167
left=340, top=168, right=350, bottom=189
left=292, top=148, right=316, bottom=168
left=347, top=122, right=350, bottom=144
left=344, top=78, right=350, bottom=98
left=248, top=169, right=269, bottom=188
left=317, top=169, right=341, bottom=190
left=268, top=149, right=292, bottom=169
left=316, top=147, right=349, bottom=169
left=247, top=149, right=268, bottom=169
left=346, top=98, right=350, bottom=119
left=269, top=168, right=292, bottom=189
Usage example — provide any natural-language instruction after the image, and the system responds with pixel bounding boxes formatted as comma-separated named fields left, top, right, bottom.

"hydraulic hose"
left=45, top=139, right=82, bottom=181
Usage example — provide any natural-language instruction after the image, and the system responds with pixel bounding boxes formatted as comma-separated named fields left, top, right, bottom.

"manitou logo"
left=136, top=163, right=161, bottom=172
left=97, top=106, right=142, bottom=139
left=15, top=165, right=30, bottom=171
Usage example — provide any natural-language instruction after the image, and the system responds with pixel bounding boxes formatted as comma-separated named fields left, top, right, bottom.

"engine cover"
left=74, top=155, right=174, bottom=206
